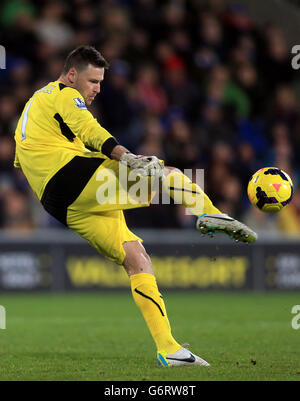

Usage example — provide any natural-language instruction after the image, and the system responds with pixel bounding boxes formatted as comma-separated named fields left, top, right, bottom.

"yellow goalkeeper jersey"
left=14, top=81, right=117, bottom=200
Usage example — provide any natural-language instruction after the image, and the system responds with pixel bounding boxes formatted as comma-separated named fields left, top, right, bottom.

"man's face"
left=68, top=64, right=104, bottom=105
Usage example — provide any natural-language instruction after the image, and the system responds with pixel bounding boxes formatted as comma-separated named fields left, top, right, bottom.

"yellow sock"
left=162, top=171, right=221, bottom=216
left=130, top=272, right=181, bottom=354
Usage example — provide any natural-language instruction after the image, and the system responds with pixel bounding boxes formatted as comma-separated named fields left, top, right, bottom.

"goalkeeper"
left=14, top=46, right=257, bottom=367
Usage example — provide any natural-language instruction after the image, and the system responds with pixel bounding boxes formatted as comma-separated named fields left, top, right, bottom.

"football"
left=247, top=167, right=294, bottom=213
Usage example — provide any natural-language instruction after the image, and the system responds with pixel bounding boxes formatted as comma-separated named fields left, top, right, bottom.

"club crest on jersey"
left=73, top=97, right=87, bottom=110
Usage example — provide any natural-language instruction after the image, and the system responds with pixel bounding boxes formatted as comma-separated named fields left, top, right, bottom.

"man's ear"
left=67, top=68, right=77, bottom=84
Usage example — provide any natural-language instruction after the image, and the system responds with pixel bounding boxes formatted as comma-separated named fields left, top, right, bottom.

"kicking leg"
left=161, top=166, right=221, bottom=216
left=123, top=240, right=209, bottom=367
left=161, top=166, right=257, bottom=243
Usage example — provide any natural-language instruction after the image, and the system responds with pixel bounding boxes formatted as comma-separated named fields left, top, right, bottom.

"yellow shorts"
left=67, top=207, right=142, bottom=265
left=66, top=158, right=156, bottom=265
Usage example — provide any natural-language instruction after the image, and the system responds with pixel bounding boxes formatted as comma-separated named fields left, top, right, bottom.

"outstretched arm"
left=55, top=88, right=163, bottom=177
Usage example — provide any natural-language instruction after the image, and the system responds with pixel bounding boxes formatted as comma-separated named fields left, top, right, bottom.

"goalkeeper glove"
left=119, top=152, right=164, bottom=178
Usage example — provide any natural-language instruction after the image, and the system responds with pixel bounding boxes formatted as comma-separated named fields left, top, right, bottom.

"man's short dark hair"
left=62, top=45, right=109, bottom=74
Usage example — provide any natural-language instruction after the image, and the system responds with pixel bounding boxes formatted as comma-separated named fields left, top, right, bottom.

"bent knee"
left=123, top=240, right=153, bottom=276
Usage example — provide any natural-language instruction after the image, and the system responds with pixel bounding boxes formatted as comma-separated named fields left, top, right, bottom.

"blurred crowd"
left=0, top=0, right=300, bottom=234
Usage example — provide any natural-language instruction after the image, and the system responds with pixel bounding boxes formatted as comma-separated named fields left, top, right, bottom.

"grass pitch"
left=0, top=291, right=299, bottom=381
